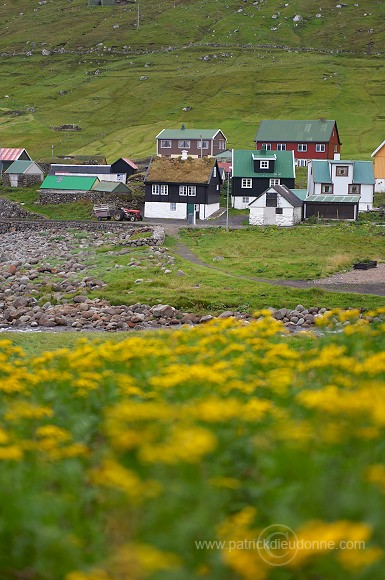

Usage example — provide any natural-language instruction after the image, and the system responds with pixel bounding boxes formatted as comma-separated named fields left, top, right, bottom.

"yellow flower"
left=4, top=401, right=54, bottom=422
left=0, top=445, right=23, bottom=460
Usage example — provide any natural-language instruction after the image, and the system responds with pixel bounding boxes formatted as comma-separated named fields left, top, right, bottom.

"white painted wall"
left=248, top=190, right=302, bottom=226
left=358, top=184, right=374, bottom=211
left=375, top=179, right=385, bottom=193
left=200, top=202, right=220, bottom=219
left=55, top=172, right=126, bottom=182
left=145, top=202, right=186, bottom=219
left=233, top=196, right=256, bottom=209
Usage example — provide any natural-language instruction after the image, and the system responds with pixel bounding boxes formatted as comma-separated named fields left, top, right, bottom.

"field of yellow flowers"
left=1, top=309, right=385, bottom=579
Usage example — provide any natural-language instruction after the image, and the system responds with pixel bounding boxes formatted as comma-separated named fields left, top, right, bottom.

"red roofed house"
left=110, top=158, right=138, bottom=179
left=0, top=148, right=32, bottom=172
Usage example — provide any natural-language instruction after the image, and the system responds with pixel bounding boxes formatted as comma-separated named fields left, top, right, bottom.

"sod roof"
left=145, top=157, right=217, bottom=184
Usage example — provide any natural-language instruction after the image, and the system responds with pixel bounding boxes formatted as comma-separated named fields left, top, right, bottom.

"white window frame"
left=262, top=143, right=272, bottom=151
left=152, top=184, right=160, bottom=195
left=213, top=167, right=217, bottom=177
left=160, top=185, right=168, bottom=195
left=269, top=178, right=280, bottom=186
left=297, top=144, right=307, bottom=152
left=241, top=178, right=252, bottom=188
left=321, top=184, right=333, bottom=193
left=178, top=140, right=190, bottom=149
left=160, top=140, right=171, bottom=148
left=260, top=160, right=269, bottom=169
left=197, top=140, right=209, bottom=149
left=170, top=202, right=176, bottom=211
left=348, top=184, right=361, bottom=194
left=277, top=143, right=286, bottom=151
left=187, top=186, right=196, bottom=196
left=316, top=144, right=325, bottom=153
left=179, top=186, right=187, bottom=196
left=219, top=140, right=226, bottom=150
left=242, top=196, right=249, bottom=203
left=296, top=159, right=308, bottom=167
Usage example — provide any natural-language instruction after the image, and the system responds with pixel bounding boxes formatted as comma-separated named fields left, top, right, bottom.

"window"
left=260, top=160, right=269, bottom=169
left=262, top=143, right=272, bottom=150
left=160, top=185, right=168, bottom=195
left=179, top=186, right=187, bottom=196
left=275, top=208, right=283, bottom=214
left=197, top=140, right=209, bottom=149
left=170, top=203, right=176, bottom=211
left=297, top=144, right=308, bottom=152
left=336, top=166, right=349, bottom=177
left=277, top=143, right=286, bottom=151
left=321, top=184, right=333, bottom=193
left=188, top=186, right=196, bottom=196
left=178, top=140, right=190, bottom=149
left=242, top=196, right=249, bottom=203
left=160, top=140, right=171, bottom=148
left=316, top=144, right=325, bottom=152
left=297, top=159, right=308, bottom=167
left=216, top=185, right=219, bottom=191
left=269, top=178, right=280, bottom=186
left=213, top=167, right=217, bottom=177
left=152, top=184, right=159, bottom=195
left=266, top=192, right=278, bottom=207
left=348, top=184, right=361, bottom=194
left=334, top=144, right=338, bottom=153
left=219, top=140, right=226, bottom=150
left=241, top=178, right=252, bottom=188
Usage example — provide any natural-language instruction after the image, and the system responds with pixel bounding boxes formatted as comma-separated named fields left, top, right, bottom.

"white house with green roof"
left=156, top=127, right=227, bottom=158
left=231, top=149, right=296, bottom=209
left=4, top=160, right=44, bottom=187
left=307, top=159, right=374, bottom=216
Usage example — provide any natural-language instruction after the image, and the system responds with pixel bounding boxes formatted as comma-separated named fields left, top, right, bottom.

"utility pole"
left=137, top=4, right=140, bottom=29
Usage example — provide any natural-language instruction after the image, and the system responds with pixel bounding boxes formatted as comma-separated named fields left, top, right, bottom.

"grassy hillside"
left=0, top=0, right=384, bottom=161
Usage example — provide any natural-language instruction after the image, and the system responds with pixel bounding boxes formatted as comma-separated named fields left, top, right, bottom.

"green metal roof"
left=4, top=160, right=35, bottom=174
left=40, top=175, right=98, bottom=190
left=306, top=195, right=360, bottom=203
left=292, top=189, right=308, bottom=201
left=312, top=160, right=375, bottom=185
left=232, top=149, right=295, bottom=179
left=92, top=181, right=130, bottom=193
left=156, top=128, right=222, bottom=140
left=255, top=120, right=337, bottom=143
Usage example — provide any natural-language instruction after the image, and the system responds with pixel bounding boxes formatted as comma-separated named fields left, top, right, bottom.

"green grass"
left=0, top=187, right=94, bottom=219
left=178, top=223, right=385, bottom=280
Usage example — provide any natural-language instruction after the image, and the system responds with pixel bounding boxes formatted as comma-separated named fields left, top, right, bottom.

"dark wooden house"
left=144, top=154, right=222, bottom=221
left=232, top=149, right=296, bottom=209
left=155, top=126, right=227, bottom=158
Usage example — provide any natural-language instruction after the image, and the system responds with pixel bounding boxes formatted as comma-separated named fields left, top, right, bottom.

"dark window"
left=275, top=208, right=283, bottom=214
left=266, top=193, right=278, bottom=207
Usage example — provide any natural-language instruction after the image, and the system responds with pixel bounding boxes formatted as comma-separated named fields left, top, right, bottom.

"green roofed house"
left=305, top=159, right=374, bottom=219
left=156, top=126, right=227, bottom=158
left=92, top=181, right=131, bottom=195
left=254, top=120, right=341, bottom=167
left=4, top=160, right=44, bottom=187
left=40, top=175, right=99, bottom=191
left=231, top=148, right=296, bottom=209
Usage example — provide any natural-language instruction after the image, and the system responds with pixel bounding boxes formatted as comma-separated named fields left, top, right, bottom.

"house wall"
left=304, top=202, right=357, bottom=220
left=373, top=146, right=385, bottom=180
left=359, top=185, right=374, bottom=211
left=3, top=174, right=44, bottom=188
left=249, top=206, right=301, bottom=226
left=54, top=172, right=125, bottom=182
left=232, top=177, right=295, bottom=203
left=375, top=179, right=385, bottom=193
left=110, top=160, right=136, bottom=176
left=157, top=132, right=227, bottom=157
left=255, top=128, right=340, bottom=161
left=144, top=201, right=218, bottom=220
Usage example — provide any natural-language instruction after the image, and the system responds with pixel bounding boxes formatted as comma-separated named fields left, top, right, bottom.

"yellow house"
left=371, top=140, right=385, bottom=192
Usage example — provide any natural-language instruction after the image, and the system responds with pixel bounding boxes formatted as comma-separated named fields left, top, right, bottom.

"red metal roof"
left=122, top=158, right=138, bottom=170
left=0, top=148, right=29, bottom=161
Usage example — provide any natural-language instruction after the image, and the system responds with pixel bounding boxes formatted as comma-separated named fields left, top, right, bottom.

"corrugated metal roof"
left=292, top=189, right=308, bottom=201
left=351, top=161, right=375, bottom=184
left=306, top=195, right=360, bottom=203
left=156, top=128, right=222, bottom=140
left=312, top=160, right=331, bottom=183
left=121, top=158, right=138, bottom=170
left=255, top=120, right=336, bottom=143
left=0, top=147, right=30, bottom=161
left=92, top=181, right=130, bottom=193
left=40, top=176, right=98, bottom=190
left=4, top=160, right=34, bottom=174
left=50, top=164, right=111, bottom=175
left=232, top=149, right=295, bottom=179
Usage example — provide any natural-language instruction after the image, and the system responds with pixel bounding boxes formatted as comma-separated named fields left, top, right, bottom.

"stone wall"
left=2, top=174, right=44, bottom=188
left=0, top=219, right=164, bottom=246
left=0, top=197, right=44, bottom=220
left=38, top=190, right=133, bottom=206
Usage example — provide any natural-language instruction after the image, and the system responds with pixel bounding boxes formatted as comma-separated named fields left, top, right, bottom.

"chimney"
left=334, top=153, right=340, bottom=160
left=181, top=150, right=188, bottom=160
left=181, top=123, right=185, bottom=130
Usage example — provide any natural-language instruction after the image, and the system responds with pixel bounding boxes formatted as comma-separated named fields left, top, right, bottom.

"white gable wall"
left=375, top=179, right=385, bottom=193
left=359, top=184, right=374, bottom=211
left=249, top=189, right=302, bottom=226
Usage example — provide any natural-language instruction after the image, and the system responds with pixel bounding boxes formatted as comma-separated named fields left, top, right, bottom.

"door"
left=264, top=207, right=276, bottom=225
left=187, top=203, right=195, bottom=224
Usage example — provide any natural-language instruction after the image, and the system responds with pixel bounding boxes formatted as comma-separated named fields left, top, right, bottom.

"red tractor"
left=93, top=205, right=143, bottom=222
